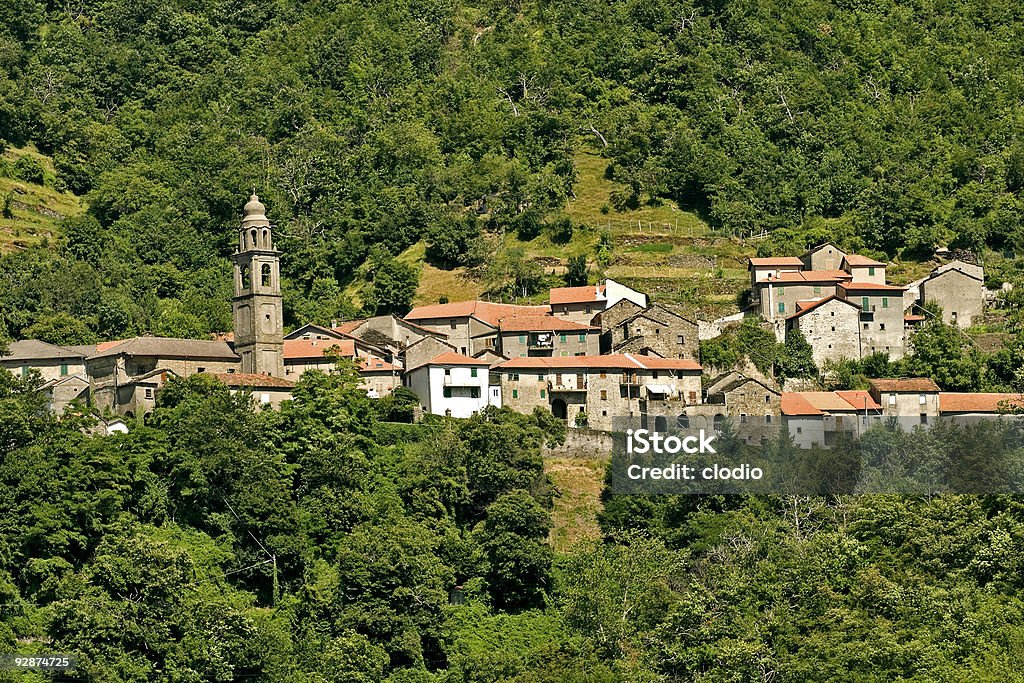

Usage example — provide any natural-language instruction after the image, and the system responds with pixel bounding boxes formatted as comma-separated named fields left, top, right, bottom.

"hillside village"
left=1, top=194, right=1016, bottom=447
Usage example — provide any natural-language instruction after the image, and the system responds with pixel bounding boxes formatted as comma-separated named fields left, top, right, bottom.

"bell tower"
left=232, top=194, right=284, bottom=377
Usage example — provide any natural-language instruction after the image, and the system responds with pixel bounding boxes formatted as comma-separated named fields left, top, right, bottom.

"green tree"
left=363, top=247, right=419, bottom=316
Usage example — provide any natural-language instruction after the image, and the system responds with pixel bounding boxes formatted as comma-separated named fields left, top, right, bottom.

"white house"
left=404, top=351, right=491, bottom=418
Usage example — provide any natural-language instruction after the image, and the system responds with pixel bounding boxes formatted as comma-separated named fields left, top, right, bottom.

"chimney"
left=331, top=319, right=338, bottom=329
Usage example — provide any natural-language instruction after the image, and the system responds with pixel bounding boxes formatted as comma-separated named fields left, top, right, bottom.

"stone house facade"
left=785, top=296, right=863, bottom=367
left=493, top=316, right=600, bottom=358
left=404, top=301, right=550, bottom=356
left=496, top=354, right=702, bottom=432
left=607, top=304, right=699, bottom=359
left=919, top=267, right=984, bottom=329
left=837, top=282, right=907, bottom=359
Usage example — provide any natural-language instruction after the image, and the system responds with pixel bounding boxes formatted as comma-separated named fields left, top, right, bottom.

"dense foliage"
left=4, top=0, right=1024, bottom=339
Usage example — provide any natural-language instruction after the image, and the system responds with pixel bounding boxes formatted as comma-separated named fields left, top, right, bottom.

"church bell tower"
left=232, top=194, right=285, bottom=377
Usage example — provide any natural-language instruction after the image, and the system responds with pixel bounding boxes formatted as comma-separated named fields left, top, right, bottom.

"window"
left=600, top=390, right=607, bottom=400
left=197, top=367, right=206, bottom=373
left=863, top=323, right=869, bottom=330
left=879, top=324, right=885, bottom=331
left=882, top=297, right=889, bottom=309
left=861, top=296, right=869, bottom=310
left=60, top=363, right=68, bottom=376
left=888, top=395, right=896, bottom=406
left=261, top=263, right=272, bottom=287
left=540, top=389, right=546, bottom=398
left=450, top=320, right=456, bottom=329
left=765, top=414, right=772, bottom=423
left=655, top=328, right=660, bottom=335
left=20, top=366, right=27, bottom=377
left=559, top=334, right=567, bottom=343
left=778, top=302, right=785, bottom=314
left=538, top=373, right=544, bottom=381
left=460, top=347, right=466, bottom=354
left=512, top=389, right=518, bottom=398
left=519, top=334, right=526, bottom=343
left=796, top=427, right=802, bottom=434
left=868, top=266, right=875, bottom=276
left=740, top=414, right=747, bottom=423
left=585, top=305, right=592, bottom=314
left=471, top=368, right=478, bottom=377
left=145, top=388, right=154, bottom=399
left=677, top=335, right=685, bottom=344
left=509, top=372, right=519, bottom=381
left=470, top=388, right=480, bottom=399
left=652, top=371, right=659, bottom=379
left=443, top=387, right=452, bottom=398
left=814, top=285, right=821, bottom=294
left=765, top=395, right=771, bottom=403
left=920, top=413, right=928, bottom=424
left=919, top=394, right=927, bottom=405
left=444, top=367, right=451, bottom=375
left=600, top=371, right=607, bottom=378
left=578, top=334, right=586, bottom=342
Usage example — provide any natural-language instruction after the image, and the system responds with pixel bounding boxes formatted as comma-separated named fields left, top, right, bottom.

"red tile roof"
left=409, top=351, right=491, bottom=371
left=844, top=254, right=886, bottom=267
left=405, top=301, right=551, bottom=326
left=838, top=281, right=906, bottom=291
left=781, top=393, right=823, bottom=416
left=939, top=393, right=1024, bottom=413
left=904, top=314, right=925, bottom=322
left=749, top=257, right=804, bottom=267
left=496, top=354, right=700, bottom=371
left=800, top=391, right=863, bottom=412
left=212, top=372, right=295, bottom=388
left=836, top=390, right=882, bottom=411
left=359, top=357, right=399, bottom=373
left=786, top=295, right=860, bottom=320
left=549, top=285, right=606, bottom=305
left=284, top=338, right=356, bottom=360
left=762, top=270, right=851, bottom=283
left=868, top=378, right=940, bottom=393
left=497, top=315, right=596, bottom=332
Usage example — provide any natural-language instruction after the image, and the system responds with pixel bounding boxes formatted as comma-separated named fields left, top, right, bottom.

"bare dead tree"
left=498, top=88, right=519, bottom=116
left=776, top=86, right=794, bottom=123
left=675, top=9, right=697, bottom=33
left=588, top=123, right=608, bottom=147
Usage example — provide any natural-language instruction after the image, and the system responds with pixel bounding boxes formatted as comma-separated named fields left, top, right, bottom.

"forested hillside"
left=3, top=0, right=1024, bottom=339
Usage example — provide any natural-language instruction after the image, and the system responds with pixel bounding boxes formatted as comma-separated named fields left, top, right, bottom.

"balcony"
left=527, top=337, right=554, bottom=350
left=548, top=380, right=587, bottom=393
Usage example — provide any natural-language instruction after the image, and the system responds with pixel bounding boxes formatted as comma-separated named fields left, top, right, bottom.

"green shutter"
left=512, top=389, right=518, bottom=398
left=559, top=334, right=566, bottom=343
left=882, top=297, right=888, bottom=308
left=471, top=368, right=477, bottom=377
left=777, top=302, right=785, bottom=314
left=519, top=334, right=525, bottom=343
left=861, top=297, right=869, bottom=311
left=578, top=333, right=586, bottom=342
left=540, top=389, right=546, bottom=398
left=868, top=266, right=875, bottom=276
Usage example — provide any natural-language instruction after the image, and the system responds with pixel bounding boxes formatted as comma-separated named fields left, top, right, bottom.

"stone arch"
left=261, top=263, right=272, bottom=288
left=551, top=398, right=567, bottom=420
left=676, top=414, right=689, bottom=429
left=654, top=415, right=668, bottom=432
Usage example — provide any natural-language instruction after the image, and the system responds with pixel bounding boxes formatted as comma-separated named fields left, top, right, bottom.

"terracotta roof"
left=786, top=295, right=860, bottom=320
left=633, top=356, right=702, bottom=371
left=838, top=281, right=906, bottom=291
left=95, top=339, right=132, bottom=353
left=328, top=320, right=362, bottom=334
left=904, top=314, right=925, bottom=322
left=89, top=337, right=239, bottom=361
left=749, top=257, right=804, bottom=267
left=212, top=372, right=294, bottom=388
left=549, top=285, right=606, bottom=305
left=843, top=254, right=886, bottom=267
left=496, top=354, right=701, bottom=371
left=939, top=393, right=1024, bottom=414
left=868, top=378, right=940, bottom=393
left=762, top=270, right=851, bottom=283
left=781, top=393, right=823, bottom=416
left=497, top=315, right=596, bottom=332
left=359, top=357, right=399, bottom=373
left=284, top=338, right=355, bottom=360
left=409, top=351, right=491, bottom=371
left=405, top=301, right=551, bottom=326
left=836, top=390, right=882, bottom=411
left=1, top=339, right=91, bottom=362
left=797, top=391, right=861, bottom=412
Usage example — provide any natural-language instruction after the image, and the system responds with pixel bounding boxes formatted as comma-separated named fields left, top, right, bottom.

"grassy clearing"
left=0, top=145, right=84, bottom=253
left=546, top=455, right=608, bottom=553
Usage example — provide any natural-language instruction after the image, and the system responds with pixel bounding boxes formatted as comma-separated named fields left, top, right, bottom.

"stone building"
left=86, top=338, right=240, bottom=416
left=802, top=242, right=847, bottom=271
left=785, top=296, right=863, bottom=367
left=919, top=266, right=985, bottom=329
left=496, top=354, right=702, bottom=431
left=404, top=301, right=550, bottom=356
left=404, top=336, right=458, bottom=371
left=605, top=303, right=699, bottom=359
left=232, top=195, right=284, bottom=377
left=213, top=372, right=295, bottom=409
left=868, top=378, right=940, bottom=425
left=358, top=358, right=402, bottom=398
left=753, top=270, right=852, bottom=321
left=595, top=298, right=645, bottom=335
left=493, top=315, right=599, bottom=358
left=841, top=254, right=886, bottom=284
left=0, top=339, right=94, bottom=381
left=38, top=374, right=91, bottom=414
left=837, top=282, right=907, bottom=359
left=548, top=279, right=648, bottom=325
left=747, top=257, right=804, bottom=292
